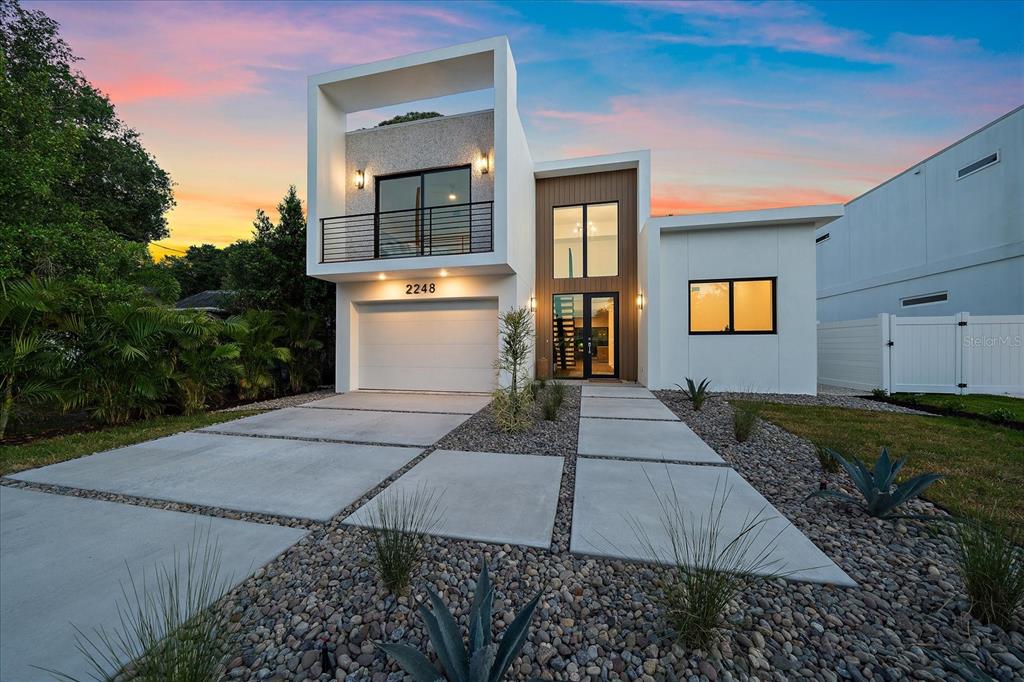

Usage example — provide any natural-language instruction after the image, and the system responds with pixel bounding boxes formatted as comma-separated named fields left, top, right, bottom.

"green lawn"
left=890, top=393, right=1024, bottom=424
left=0, top=410, right=262, bottom=477
left=738, top=402, right=1024, bottom=528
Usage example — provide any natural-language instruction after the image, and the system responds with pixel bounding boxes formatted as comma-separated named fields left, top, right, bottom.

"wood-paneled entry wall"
left=534, top=169, right=638, bottom=380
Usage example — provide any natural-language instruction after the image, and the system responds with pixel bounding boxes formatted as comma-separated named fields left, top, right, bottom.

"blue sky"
left=31, top=0, right=1024, bottom=251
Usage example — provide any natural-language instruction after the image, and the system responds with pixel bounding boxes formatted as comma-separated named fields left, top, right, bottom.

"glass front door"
left=552, top=292, right=618, bottom=379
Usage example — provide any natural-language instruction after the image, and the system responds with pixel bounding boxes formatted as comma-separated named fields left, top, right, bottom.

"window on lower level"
left=689, top=278, right=776, bottom=334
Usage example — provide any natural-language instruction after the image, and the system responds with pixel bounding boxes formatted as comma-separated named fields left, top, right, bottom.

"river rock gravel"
left=200, top=388, right=1021, bottom=681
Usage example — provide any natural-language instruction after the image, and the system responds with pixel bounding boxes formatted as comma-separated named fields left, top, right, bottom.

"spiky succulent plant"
left=806, top=447, right=942, bottom=519
left=677, top=377, right=711, bottom=411
left=378, top=564, right=541, bottom=682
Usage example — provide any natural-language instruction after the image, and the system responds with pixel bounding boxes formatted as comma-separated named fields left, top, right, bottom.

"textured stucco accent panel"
left=344, top=110, right=494, bottom=215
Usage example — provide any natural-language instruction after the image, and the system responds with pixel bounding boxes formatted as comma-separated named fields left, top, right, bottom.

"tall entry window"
left=553, top=202, right=618, bottom=278
left=376, top=166, right=471, bottom=257
left=689, top=278, right=776, bottom=334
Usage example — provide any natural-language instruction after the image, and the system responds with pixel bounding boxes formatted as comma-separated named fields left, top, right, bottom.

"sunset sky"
left=30, top=0, right=1024, bottom=257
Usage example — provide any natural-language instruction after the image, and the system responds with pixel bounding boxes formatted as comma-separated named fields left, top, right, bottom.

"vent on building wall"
left=815, top=233, right=830, bottom=244
left=901, top=291, right=948, bottom=307
left=957, top=152, right=999, bottom=179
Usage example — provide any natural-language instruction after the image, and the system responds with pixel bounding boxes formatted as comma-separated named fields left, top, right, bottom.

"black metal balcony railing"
left=320, top=200, right=493, bottom=263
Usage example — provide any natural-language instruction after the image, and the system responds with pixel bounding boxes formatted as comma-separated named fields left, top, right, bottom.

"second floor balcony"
left=320, top=200, right=494, bottom=264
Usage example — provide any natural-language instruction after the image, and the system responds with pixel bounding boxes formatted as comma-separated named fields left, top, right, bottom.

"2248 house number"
left=405, top=282, right=436, bottom=295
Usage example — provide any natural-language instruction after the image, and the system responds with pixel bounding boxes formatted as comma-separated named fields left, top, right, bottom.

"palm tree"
left=169, top=311, right=241, bottom=414
left=281, top=307, right=324, bottom=394
left=225, top=310, right=290, bottom=401
left=0, top=278, right=69, bottom=439
left=67, top=302, right=178, bottom=425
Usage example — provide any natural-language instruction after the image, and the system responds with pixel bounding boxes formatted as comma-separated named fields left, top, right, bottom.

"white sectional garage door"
left=357, top=299, right=498, bottom=393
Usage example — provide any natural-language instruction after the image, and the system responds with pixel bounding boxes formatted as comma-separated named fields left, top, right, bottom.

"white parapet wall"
left=818, top=312, right=1024, bottom=395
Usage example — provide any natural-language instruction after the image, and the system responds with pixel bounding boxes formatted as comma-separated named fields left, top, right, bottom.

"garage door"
left=357, top=299, right=498, bottom=392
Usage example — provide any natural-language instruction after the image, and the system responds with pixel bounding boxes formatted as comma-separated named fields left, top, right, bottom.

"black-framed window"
left=689, top=277, right=776, bottom=334
left=553, top=201, right=618, bottom=278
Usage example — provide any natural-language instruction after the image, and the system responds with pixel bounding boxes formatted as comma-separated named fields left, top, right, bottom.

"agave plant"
left=806, top=447, right=942, bottom=518
left=379, top=564, right=541, bottom=682
left=676, top=377, right=711, bottom=411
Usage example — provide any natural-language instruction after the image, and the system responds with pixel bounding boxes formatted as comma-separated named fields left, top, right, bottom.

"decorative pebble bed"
left=8, top=387, right=1020, bottom=681
left=202, top=387, right=1021, bottom=682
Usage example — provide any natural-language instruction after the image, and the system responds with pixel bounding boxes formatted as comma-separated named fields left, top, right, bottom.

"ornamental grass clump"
left=379, top=563, right=541, bottom=682
left=676, top=377, right=711, bottom=411
left=952, top=519, right=1024, bottom=629
left=366, top=485, right=443, bottom=594
left=542, top=394, right=559, bottom=421
left=629, top=472, right=784, bottom=649
left=47, top=527, right=226, bottom=682
left=806, top=447, right=942, bottom=519
left=731, top=402, right=760, bottom=443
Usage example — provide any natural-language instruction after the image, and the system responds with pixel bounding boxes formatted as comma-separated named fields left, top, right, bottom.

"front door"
left=552, top=292, right=619, bottom=379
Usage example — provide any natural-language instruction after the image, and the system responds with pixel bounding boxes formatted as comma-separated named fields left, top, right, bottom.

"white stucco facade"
left=817, top=106, right=1023, bottom=321
left=641, top=207, right=842, bottom=393
left=307, top=37, right=841, bottom=394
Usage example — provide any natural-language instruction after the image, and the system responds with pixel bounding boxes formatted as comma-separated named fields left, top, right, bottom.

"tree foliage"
left=0, top=0, right=178, bottom=305
left=376, top=111, right=442, bottom=127
left=159, top=244, right=229, bottom=298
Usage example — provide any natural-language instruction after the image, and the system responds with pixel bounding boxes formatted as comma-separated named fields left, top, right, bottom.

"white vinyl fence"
left=818, top=313, right=1024, bottom=396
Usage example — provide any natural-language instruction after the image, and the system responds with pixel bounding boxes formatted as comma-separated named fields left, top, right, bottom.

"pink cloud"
left=652, top=183, right=851, bottom=216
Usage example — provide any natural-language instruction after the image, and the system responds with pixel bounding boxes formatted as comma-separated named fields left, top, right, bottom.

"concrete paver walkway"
left=11, top=432, right=421, bottom=521
left=199, top=406, right=469, bottom=446
left=346, top=450, right=563, bottom=549
left=578, top=417, right=724, bottom=463
left=571, top=458, right=855, bottom=586
left=304, top=391, right=491, bottom=414
left=0, top=486, right=306, bottom=681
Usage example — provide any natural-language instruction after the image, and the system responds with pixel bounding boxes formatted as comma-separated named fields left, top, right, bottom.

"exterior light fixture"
left=637, top=292, right=645, bottom=310
left=529, top=296, right=537, bottom=312
left=378, top=273, right=386, bottom=280
left=477, top=154, right=489, bottom=174
left=355, top=169, right=365, bottom=189
left=448, top=193, right=457, bottom=201
left=439, top=269, right=448, bottom=277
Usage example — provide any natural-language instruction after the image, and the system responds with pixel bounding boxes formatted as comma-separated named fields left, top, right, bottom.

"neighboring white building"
left=816, top=106, right=1024, bottom=322
left=307, top=37, right=842, bottom=395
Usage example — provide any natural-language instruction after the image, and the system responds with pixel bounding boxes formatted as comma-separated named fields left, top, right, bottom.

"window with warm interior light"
left=552, top=202, right=618, bottom=278
left=689, top=278, right=775, bottom=334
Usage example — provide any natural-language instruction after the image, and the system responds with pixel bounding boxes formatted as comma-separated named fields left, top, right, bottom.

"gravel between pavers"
left=14, top=386, right=1022, bottom=681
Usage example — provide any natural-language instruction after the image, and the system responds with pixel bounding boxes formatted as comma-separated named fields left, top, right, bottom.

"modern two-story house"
left=307, top=37, right=842, bottom=395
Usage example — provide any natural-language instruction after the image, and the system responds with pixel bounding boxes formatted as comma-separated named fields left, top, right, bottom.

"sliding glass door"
left=376, top=166, right=471, bottom=258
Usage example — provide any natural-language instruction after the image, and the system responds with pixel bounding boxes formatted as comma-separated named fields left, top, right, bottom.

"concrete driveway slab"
left=11, top=432, right=421, bottom=521
left=570, top=458, right=855, bottom=586
left=0, top=486, right=305, bottom=681
left=578, top=418, right=724, bottom=463
left=199, top=407, right=468, bottom=446
left=580, top=396, right=679, bottom=420
left=581, top=385, right=655, bottom=399
left=304, top=391, right=490, bottom=414
left=345, top=450, right=563, bottom=549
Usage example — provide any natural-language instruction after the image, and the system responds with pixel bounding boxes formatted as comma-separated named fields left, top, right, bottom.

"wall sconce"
left=529, top=296, right=536, bottom=312
left=636, top=292, right=645, bottom=311
left=477, top=154, right=489, bottom=174
left=355, top=169, right=365, bottom=189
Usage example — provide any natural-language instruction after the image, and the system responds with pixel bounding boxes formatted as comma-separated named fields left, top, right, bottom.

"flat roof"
left=310, top=37, right=505, bottom=113
left=649, top=204, right=844, bottom=233
left=534, top=150, right=650, bottom=178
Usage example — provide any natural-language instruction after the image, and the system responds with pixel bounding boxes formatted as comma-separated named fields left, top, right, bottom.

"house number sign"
left=405, top=282, right=436, bottom=295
